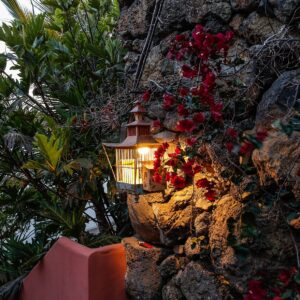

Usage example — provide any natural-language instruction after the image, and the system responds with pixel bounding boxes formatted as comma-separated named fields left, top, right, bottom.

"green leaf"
left=294, top=273, right=300, bottom=284
left=273, top=121, right=294, bottom=137
left=22, top=160, right=45, bottom=170
left=290, top=116, right=300, bottom=131
left=47, top=40, right=70, bottom=54
left=76, top=158, right=93, bottom=169
left=34, top=133, right=64, bottom=172
left=0, top=53, right=7, bottom=72
left=32, top=36, right=44, bottom=48
left=282, top=289, right=293, bottom=299
left=234, top=244, right=250, bottom=260
left=1, top=0, right=29, bottom=23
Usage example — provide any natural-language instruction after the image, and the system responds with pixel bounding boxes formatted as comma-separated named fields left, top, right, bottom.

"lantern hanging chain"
left=132, top=0, right=165, bottom=92
left=102, top=144, right=117, bottom=182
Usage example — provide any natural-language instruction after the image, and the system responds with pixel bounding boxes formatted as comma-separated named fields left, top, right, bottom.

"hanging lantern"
left=103, top=101, right=164, bottom=194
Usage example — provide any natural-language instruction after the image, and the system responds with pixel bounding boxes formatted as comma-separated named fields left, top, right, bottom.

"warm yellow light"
left=119, top=159, right=142, bottom=184
left=138, top=147, right=150, bottom=155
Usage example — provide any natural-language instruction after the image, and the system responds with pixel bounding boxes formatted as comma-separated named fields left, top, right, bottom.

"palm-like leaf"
left=0, top=0, right=129, bottom=293
left=1, top=0, right=29, bottom=23
left=32, top=0, right=53, bottom=13
left=3, top=131, right=33, bottom=153
left=0, top=274, right=27, bottom=299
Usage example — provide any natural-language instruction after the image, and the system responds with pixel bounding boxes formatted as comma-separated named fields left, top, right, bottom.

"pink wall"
left=19, top=237, right=128, bottom=300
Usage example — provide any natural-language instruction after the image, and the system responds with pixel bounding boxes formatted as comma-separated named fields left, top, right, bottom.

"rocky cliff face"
left=118, top=1, right=300, bottom=299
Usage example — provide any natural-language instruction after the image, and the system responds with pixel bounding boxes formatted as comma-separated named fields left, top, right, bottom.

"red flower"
left=289, top=266, right=297, bottom=275
left=162, top=142, right=169, bottom=151
left=272, top=297, right=283, bottom=300
left=153, top=159, right=161, bottom=169
left=153, top=172, right=162, bottom=183
left=201, top=64, right=210, bottom=75
left=278, top=269, right=291, bottom=286
left=182, top=161, right=194, bottom=177
left=196, top=178, right=211, bottom=188
left=163, top=93, right=175, bottom=110
left=226, top=127, right=238, bottom=139
left=226, top=31, right=234, bottom=41
left=166, top=158, right=178, bottom=167
left=205, top=190, right=216, bottom=201
left=201, top=93, right=214, bottom=106
left=176, top=49, right=186, bottom=61
left=166, top=172, right=186, bottom=189
left=191, top=86, right=202, bottom=97
left=186, top=137, right=197, bottom=147
left=168, top=146, right=182, bottom=158
left=215, top=32, right=228, bottom=52
left=177, top=104, right=189, bottom=117
left=166, top=172, right=175, bottom=181
left=244, top=280, right=268, bottom=300
left=193, top=164, right=202, bottom=174
left=226, top=142, right=234, bottom=153
left=256, top=130, right=268, bottom=142
left=142, top=90, right=151, bottom=102
left=240, top=141, right=255, bottom=156
left=182, top=64, right=197, bottom=78
left=154, top=143, right=169, bottom=160
left=211, top=110, right=222, bottom=122
left=175, top=146, right=181, bottom=155
left=175, top=34, right=186, bottom=42
left=192, top=24, right=204, bottom=38
left=167, top=50, right=175, bottom=60
left=152, top=119, right=162, bottom=128
left=192, top=25, right=204, bottom=47
left=271, top=287, right=282, bottom=296
left=179, top=87, right=189, bottom=97
left=212, top=101, right=223, bottom=111
left=153, top=143, right=170, bottom=179
left=161, top=142, right=170, bottom=150
left=176, top=119, right=195, bottom=132
left=199, top=49, right=209, bottom=61
left=211, top=102, right=223, bottom=122
left=203, top=72, right=215, bottom=91
left=170, top=175, right=186, bottom=189
left=193, top=112, right=205, bottom=123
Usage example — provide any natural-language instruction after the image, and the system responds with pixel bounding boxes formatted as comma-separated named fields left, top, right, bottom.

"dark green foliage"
left=226, top=206, right=261, bottom=262
left=0, top=0, right=131, bottom=296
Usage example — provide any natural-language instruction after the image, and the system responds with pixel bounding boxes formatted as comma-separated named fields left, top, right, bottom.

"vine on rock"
left=144, top=25, right=267, bottom=201
left=244, top=267, right=300, bottom=300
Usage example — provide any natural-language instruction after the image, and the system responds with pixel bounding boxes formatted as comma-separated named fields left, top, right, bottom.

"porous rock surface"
left=119, top=0, right=300, bottom=298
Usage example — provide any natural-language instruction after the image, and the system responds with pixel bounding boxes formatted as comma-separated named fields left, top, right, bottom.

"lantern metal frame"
left=103, top=101, right=163, bottom=194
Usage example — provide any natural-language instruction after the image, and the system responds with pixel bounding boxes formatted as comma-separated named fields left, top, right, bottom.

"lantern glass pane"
left=116, top=148, right=136, bottom=185
left=137, top=147, right=157, bottom=184
left=116, top=147, right=157, bottom=186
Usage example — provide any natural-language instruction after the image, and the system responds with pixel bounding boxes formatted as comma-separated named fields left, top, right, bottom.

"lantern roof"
left=103, top=101, right=159, bottom=149
left=103, top=135, right=158, bottom=149
left=130, top=103, right=146, bottom=113
left=125, top=120, right=150, bottom=127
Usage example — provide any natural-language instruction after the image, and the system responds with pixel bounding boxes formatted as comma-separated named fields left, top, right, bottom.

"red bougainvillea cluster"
left=224, top=127, right=268, bottom=156
left=154, top=143, right=206, bottom=191
left=165, top=25, right=234, bottom=132
left=149, top=25, right=234, bottom=199
left=244, top=267, right=300, bottom=300
left=144, top=24, right=268, bottom=199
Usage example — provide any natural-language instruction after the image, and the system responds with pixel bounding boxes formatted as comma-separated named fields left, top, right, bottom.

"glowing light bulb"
left=138, top=147, right=150, bottom=155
